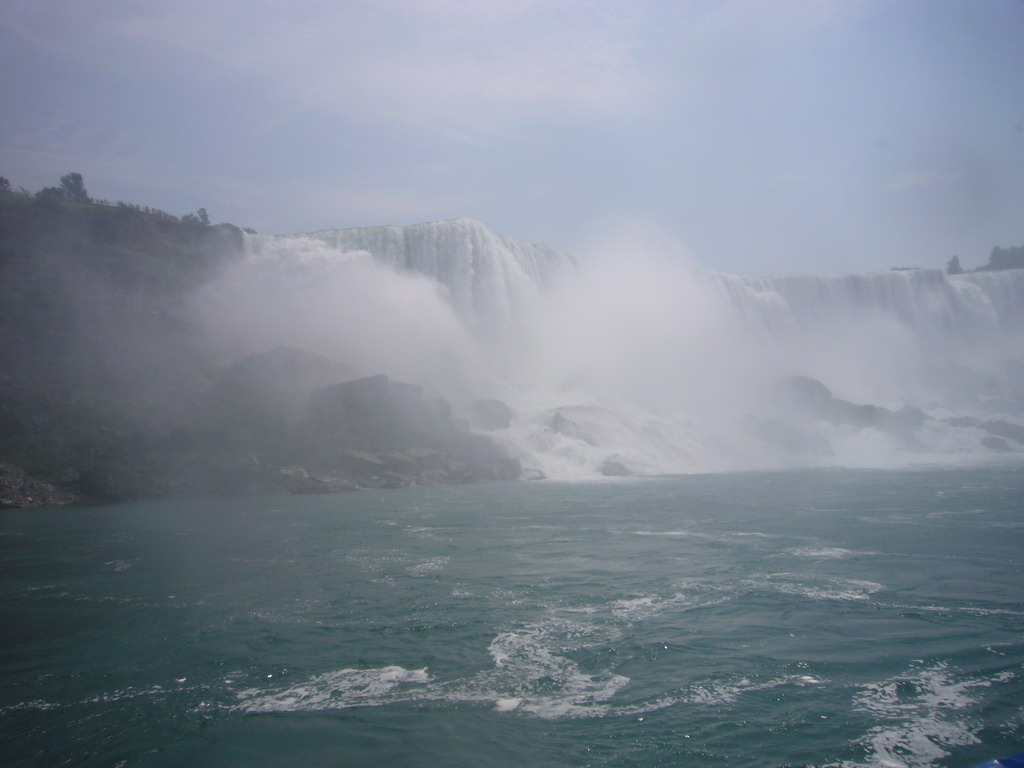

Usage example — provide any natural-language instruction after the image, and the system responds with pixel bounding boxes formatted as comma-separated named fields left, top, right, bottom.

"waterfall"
left=703, top=268, right=1024, bottom=341
left=221, top=219, right=1024, bottom=475
left=289, top=218, right=575, bottom=335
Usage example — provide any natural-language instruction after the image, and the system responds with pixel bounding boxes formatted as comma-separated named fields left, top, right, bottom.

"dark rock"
left=884, top=406, right=927, bottom=430
left=164, top=452, right=290, bottom=499
left=599, top=459, right=633, bottom=477
left=408, top=449, right=446, bottom=471
left=875, top=407, right=928, bottom=443
left=308, top=374, right=425, bottom=451
left=335, top=449, right=387, bottom=475
left=208, top=347, right=355, bottom=466
left=777, top=376, right=833, bottom=411
left=442, top=461, right=475, bottom=483
left=825, top=399, right=888, bottom=428
left=75, top=463, right=154, bottom=504
left=472, top=463, right=499, bottom=482
left=301, top=376, right=523, bottom=488
left=214, top=346, right=354, bottom=425
left=0, top=462, right=78, bottom=508
left=449, top=430, right=507, bottom=460
left=981, top=420, right=1024, bottom=444
left=378, top=451, right=419, bottom=475
left=981, top=436, right=1012, bottom=453
left=472, top=399, right=513, bottom=430
left=775, top=376, right=927, bottom=440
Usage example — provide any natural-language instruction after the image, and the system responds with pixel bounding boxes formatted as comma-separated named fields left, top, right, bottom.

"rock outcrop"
left=769, top=375, right=1024, bottom=456
left=0, top=463, right=78, bottom=509
left=471, top=399, right=513, bottom=431
left=774, top=376, right=926, bottom=441
left=300, top=374, right=521, bottom=488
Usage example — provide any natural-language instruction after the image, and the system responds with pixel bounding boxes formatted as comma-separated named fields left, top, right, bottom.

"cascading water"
left=293, top=218, right=575, bottom=336
left=205, top=219, right=1024, bottom=478
left=705, top=268, right=1024, bottom=341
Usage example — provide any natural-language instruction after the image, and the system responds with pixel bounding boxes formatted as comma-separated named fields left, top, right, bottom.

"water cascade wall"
left=197, top=219, right=1024, bottom=477
left=298, top=218, right=575, bottom=336
left=707, top=268, right=1024, bottom=341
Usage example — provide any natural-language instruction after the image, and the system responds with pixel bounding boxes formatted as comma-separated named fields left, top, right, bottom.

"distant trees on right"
left=947, top=245, right=1024, bottom=274
left=981, top=245, right=1024, bottom=272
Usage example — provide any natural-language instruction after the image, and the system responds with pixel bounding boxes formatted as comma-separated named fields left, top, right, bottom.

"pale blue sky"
left=1, top=0, right=1022, bottom=274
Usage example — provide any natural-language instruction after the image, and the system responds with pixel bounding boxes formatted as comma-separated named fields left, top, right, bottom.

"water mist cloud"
left=519, top=224, right=749, bottom=416
left=189, top=220, right=1024, bottom=478
left=192, top=234, right=480, bottom=399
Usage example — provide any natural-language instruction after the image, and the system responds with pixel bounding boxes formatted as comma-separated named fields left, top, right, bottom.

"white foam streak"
left=235, top=666, right=432, bottom=713
left=231, top=617, right=631, bottom=720
left=833, top=662, right=1011, bottom=768
left=477, top=620, right=630, bottom=718
left=787, top=546, right=875, bottom=559
left=683, top=673, right=825, bottom=706
left=759, top=574, right=886, bottom=602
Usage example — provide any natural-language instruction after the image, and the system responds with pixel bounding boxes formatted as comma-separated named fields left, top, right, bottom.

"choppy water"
left=2, top=467, right=1023, bottom=767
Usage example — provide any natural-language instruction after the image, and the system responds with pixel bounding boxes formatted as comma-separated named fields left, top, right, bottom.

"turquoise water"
left=2, top=467, right=1022, bottom=767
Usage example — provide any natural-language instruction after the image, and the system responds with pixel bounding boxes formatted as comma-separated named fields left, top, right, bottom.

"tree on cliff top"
left=59, top=173, right=90, bottom=204
left=34, top=172, right=91, bottom=204
left=981, top=245, right=1024, bottom=272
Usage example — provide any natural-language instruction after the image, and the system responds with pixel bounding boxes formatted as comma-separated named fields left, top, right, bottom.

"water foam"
left=471, top=618, right=630, bottom=718
left=833, top=661, right=1012, bottom=768
left=787, top=546, right=876, bottom=559
left=683, top=672, right=826, bottom=706
left=235, top=666, right=432, bottom=713
left=229, top=618, right=631, bottom=720
left=407, top=556, right=450, bottom=576
left=757, top=574, right=886, bottom=602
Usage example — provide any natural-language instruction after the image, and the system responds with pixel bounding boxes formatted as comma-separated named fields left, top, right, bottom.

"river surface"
left=2, top=467, right=1023, bottom=767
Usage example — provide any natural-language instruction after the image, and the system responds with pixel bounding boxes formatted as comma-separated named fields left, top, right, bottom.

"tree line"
left=0, top=172, right=214, bottom=228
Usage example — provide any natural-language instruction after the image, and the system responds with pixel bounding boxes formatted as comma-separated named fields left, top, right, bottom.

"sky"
left=1, top=0, right=1022, bottom=275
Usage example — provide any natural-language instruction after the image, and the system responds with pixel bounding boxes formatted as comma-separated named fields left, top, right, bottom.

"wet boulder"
left=0, top=462, right=78, bottom=509
left=472, top=399, right=513, bottom=431
left=981, top=436, right=1012, bottom=453
left=981, top=420, right=1024, bottom=445
left=308, top=374, right=426, bottom=451
left=599, top=459, right=633, bottom=477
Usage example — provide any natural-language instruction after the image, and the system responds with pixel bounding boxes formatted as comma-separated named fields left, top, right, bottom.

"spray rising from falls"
left=301, top=218, right=575, bottom=336
left=202, top=219, right=1024, bottom=479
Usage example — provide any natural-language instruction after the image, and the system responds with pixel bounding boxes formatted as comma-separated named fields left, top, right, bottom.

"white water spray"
left=194, top=219, right=1024, bottom=477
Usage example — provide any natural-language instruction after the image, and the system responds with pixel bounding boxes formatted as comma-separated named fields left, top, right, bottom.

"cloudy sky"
left=1, top=0, right=1022, bottom=274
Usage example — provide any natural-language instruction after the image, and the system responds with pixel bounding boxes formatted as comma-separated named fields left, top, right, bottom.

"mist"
left=1, top=182, right=1021, bottom=502
left=193, top=234, right=482, bottom=404
left=188, top=219, right=1024, bottom=480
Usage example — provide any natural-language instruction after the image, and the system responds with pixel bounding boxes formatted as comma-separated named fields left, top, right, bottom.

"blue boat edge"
left=972, top=752, right=1024, bottom=768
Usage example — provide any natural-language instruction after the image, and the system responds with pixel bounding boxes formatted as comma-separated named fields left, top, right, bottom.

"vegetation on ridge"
left=945, top=245, right=1024, bottom=275
left=0, top=174, right=521, bottom=508
left=0, top=174, right=249, bottom=505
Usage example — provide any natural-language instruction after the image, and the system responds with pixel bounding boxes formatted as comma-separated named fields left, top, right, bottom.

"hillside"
left=0, top=177, right=519, bottom=507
